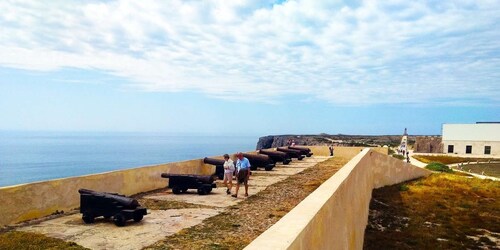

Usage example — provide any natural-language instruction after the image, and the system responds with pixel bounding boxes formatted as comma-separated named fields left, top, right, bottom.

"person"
left=406, top=151, right=410, bottom=163
left=232, top=152, right=251, bottom=198
left=222, top=154, right=235, bottom=195
left=291, top=139, right=296, bottom=146
left=329, top=145, right=334, bottom=156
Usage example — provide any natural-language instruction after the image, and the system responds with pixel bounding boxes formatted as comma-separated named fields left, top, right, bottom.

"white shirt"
left=223, top=159, right=235, bottom=174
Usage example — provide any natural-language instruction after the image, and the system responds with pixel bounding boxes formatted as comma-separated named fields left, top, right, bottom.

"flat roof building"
left=442, top=123, right=500, bottom=156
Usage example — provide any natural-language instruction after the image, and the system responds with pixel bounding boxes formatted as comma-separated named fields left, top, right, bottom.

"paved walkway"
left=408, top=151, right=498, bottom=181
left=16, top=156, right=330, bottom=250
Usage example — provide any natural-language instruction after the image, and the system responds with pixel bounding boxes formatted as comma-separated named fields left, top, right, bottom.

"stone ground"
left=14, top=156, right=330, bottom=250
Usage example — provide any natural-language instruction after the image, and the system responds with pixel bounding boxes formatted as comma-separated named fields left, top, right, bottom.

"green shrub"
left=425, top=162, right=453, bottom=173
left=399, top=184, right=409, bottom=191
left=392, top=154, right=405, bottom=160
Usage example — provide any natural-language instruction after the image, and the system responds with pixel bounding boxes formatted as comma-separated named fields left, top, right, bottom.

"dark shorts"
left=237, top=169, right=249, bottom=184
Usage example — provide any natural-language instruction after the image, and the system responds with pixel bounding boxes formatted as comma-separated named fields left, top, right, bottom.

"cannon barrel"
left=161, top=173, right=214, bottom=184
left=203, top=157, right=225, bottom=166
left=288, top=146, right=311, bottom=153
left=78, top=189, right=139, bottom=209
left=258, top=149, right=292, bottom=165
left=242, top=153, right=275, bottom=171
left=202, top=157, right=225, bottom=180
left=277, top=148, right=305, bottom=160
left=288, top=146, right=313, bottom=157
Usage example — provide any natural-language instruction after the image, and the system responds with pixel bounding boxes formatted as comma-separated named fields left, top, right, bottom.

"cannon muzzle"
left=258, top=149, right=292, bottom=165
left=242, top=153, right=275, bottom=171
left=288, top=146, right=313, bottom=157
left=277, top=148, right=305, bottom=160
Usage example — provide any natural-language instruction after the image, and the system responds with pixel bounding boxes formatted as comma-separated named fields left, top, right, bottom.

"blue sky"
left=0, top=0, right=499, bottom=136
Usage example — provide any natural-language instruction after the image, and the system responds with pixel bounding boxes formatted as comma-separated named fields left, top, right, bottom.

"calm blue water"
left=0, top=132, right=257, bottom=187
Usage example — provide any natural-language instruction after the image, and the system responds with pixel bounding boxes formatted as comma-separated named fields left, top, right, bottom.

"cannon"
left=203, top=157, right=226, bottom=180
left=78, top=189, right=147, bottom=227
left=277, top=147, right=305, bottom=160
left=258, top=149, right=292, bottom=165
left=242, top=153, right=275, bottom=171
left=288, top=146, right=313, bottom=157
left=161, top=173, right=216, bottom=195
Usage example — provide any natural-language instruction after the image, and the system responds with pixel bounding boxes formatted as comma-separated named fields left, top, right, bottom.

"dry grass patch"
left=138, top=198, right=214, bottom=210
left=144, top=157, right=348, bottom=250
left=364, top=173, right=500, bottom=249
left=0, top=231, right=88, bottom=250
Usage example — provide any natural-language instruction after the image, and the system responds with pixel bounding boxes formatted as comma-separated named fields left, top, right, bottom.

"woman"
left=223, top=154, right=235, bottom=195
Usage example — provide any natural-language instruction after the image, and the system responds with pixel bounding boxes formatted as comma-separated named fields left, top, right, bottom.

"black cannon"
left=289, top=146, right=313, bottom=157
left=277, top=147, right=305, bottom=160
left=161, top=173, right=216, bottom=195
left=242, top=153, right=275, bottom=171
left=258, top=149, right=292, bottom=165
left=203, top=157, right=225, bottom=180
left=78, top=189, right=147, bottom=227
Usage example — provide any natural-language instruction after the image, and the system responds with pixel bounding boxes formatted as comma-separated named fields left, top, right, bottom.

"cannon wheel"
left=82, top=212, right=94, bottom=224
left=133, top=213, right=144, bottom=222
left=172, top=187, right=182, bottom=194
left=250, top=166, right=258, bottom=171
left=103, top=215, right=112, bottom=219
left=197, top=188, right=208, bottom=195
left=113, top=213, right=126, bottom=227
left=264, top=166, right=273, bottom=171
left=182, top=188, right=188, bottom=193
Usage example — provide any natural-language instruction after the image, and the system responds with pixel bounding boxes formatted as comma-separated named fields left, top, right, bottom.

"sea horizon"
left=0, top=131, right=257, bottom=187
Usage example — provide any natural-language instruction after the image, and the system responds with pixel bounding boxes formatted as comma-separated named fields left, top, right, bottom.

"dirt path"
left=144, top=156, right=348, bottom=250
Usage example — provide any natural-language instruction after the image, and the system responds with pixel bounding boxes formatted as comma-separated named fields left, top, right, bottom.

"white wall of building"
left=442, top=123, right=500, bottom=156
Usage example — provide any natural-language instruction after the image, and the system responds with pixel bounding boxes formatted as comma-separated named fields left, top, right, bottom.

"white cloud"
left=0, top=0, right=499, bottom=105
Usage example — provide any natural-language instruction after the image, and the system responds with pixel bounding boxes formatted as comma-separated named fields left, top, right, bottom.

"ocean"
left=0, top=132, right=257, bottom=187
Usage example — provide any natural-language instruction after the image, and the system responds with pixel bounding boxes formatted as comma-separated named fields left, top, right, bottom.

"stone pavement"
left=16, top=155, right=330, bottom=250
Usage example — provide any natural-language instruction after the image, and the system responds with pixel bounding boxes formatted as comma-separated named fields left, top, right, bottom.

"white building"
left=442, top=123, right=500, bottom=156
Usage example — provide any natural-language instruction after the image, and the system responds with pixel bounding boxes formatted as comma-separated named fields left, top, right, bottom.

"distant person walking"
left=223, top=154, right=235, bottom=195
left=291, top=140, right=296, bottom=146
left=329, top=145, right=334, bottom=156
left=406, top=151, right=410, bottom=163
left=232, top=152, right=251, bottom=198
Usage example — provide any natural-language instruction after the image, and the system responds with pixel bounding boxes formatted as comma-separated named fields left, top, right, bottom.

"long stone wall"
left=0, top=146, right=387, bottom=227
left=0, top=159, right=215, bottom=227
left=245, top=149, right=430, bottom=250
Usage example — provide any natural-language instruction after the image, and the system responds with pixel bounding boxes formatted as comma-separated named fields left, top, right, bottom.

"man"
left=232, top=152, right=251, bottom=198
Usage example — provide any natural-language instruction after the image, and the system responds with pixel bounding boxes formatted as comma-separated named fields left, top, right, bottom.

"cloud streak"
left=0, top=0, right=499, bottom=105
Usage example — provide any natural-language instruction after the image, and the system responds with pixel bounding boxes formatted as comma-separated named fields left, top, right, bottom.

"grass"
left=392, top=154, right=405, bottom=160
left=0, top=231, right=88, bottom=250
left=425, top=162, right=453, bottom=173
left=413, top=155, right=499, bottom=165
left=138, top=198, right=213, bottom=210
left=144, top=157, right=349, bottom=250
left=364, top=173, right=500, bottom=249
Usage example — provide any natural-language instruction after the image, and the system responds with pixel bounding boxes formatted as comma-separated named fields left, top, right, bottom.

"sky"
left=0, top=0, right=499, bottom=136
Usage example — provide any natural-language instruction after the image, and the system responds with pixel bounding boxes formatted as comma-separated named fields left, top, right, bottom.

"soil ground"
left=364, top=173, right=500, bottom=249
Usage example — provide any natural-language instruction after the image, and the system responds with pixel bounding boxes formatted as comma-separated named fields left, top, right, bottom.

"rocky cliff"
left=256, top=135, right=332, bottom=149
left=256, top=134, right=419, bottom=150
